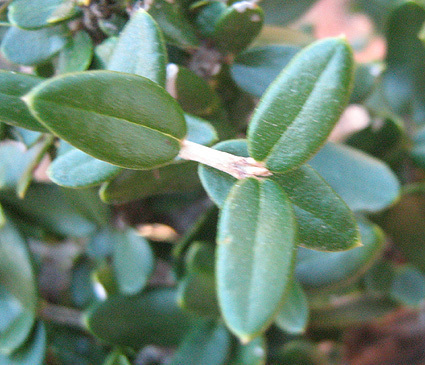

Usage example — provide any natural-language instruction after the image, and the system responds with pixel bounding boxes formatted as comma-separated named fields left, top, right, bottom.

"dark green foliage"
left=1, top=0, right=423, bottom=363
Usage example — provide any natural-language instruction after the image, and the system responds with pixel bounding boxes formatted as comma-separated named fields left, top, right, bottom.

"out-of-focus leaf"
left=108, top=9, right=167, bottom=86
left=1, top=25, right=68, bottom=66
left=275, top=340, right=327, bottom=365
left=100, top=161, right=200, bottom=204
left=296, top=218, right=385, bottom=291
left=217, top=177, right=296, bottom=342
left=184, top=114, right=218, bottom=146
left=93, top=37, right=118, bottom=69
left=212, top=1, right=264, bottom=54
left=8, top=0, right=78, bottom=29
left=363, top=259, right=395, bottom=295
left=177, top=242, right=219, bottom=317
left=147, top=0, right=199, bottom=50
left=247, top=38, right=354, bottom=173
left=57, top=30, right=93, bottom=74
left=275, top=279, right=309, bottom=335
left=85, top=288, right=195, bottom=348
left=166, top=64, right=221, bottom=117
left=310, top=142, right=400, bottom=212
left=382, top=2, right=425, bottom=123
left=231, top=45, right=300, bottom=98
left=0, top=184, right=100, bottom=238
left=390, top=265, right=425, bottom=307
left=170, top=320, right=231, bottom=365
left=260, top=0, right=320, bottom=26
left=103, top=350, right=131, bottom=365
left=112, top=228, right=154, bottom=295
left=228, top=336, right=266, bottom=365
left=0, top=321, right=46, bottom=365
left=48, top=148, right=122, bottom=189
left=193, top=1, right=227, bottom=37
left=0, top=220, right=37, bottom=354
left=25, top=71, right=186, bottom=169
left=310, top=295, right=397, bottom=329
left=0, top=71, right=47, bottom=132
left=350, top=62, right=382, bottom=104
left=70, top=258, right=96, bottom=308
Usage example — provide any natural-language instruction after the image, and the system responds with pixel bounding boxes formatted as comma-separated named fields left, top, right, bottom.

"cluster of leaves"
left=1, top=0, right=425, bottom=363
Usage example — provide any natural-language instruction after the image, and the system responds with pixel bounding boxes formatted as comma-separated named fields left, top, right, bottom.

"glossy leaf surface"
left=199, top=140, right=360, bottom=251
left=1, top=25, right=68, bottom=66
left=231, top=45, right=300, bottom=98
left=247, top=37, right=354, bottom=173
left=25, top=71, right=186, bottom=169
left=170, top=320, right=231, bottom=365
left=296, top=218, right=385, bottom=291
left=275, top=279, right=309, bottom=335
left=85, top=288, right=195, bottom=348
left=48, top=148, right=122, bottom=188
left=108, top=9, right=167, bottom=86
left=0, top=321, right=46, bottom=365
left=104, top=350, right=131, bottom=365
left=8, top=0, right=77, bottom=29
left=57, top=30, right=93, bottom=74
left=212, top=2, right=264, bottom=54
left=310, top=142, right=400, bottom=212
left=217, top=177, right=296, bottom=341
left=0, top=72, right=47, bottom=132
left=261, top=0, right=320, bottom=26
left=0, top=221, right=37, bottom=354
left=112, top=229, right=154, bottom=295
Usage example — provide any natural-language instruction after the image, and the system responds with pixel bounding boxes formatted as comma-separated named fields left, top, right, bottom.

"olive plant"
left=2, top=0, right=424, bottom=364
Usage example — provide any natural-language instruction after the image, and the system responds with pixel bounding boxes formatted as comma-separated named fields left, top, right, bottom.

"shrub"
left=0, top=0, right=424, bottom=363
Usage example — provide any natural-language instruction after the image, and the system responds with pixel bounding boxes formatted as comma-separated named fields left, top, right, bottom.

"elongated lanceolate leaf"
left=108, top=9, right=167, bottom=86
left=24, top=71, right=186, bottom=169
left=0, top=72, right=47, bottom=132
left=247, top=37, right=354, bottom=173
left=199, top=139, right=360, bottom=251
left=217, top=178, right=296, bottom=341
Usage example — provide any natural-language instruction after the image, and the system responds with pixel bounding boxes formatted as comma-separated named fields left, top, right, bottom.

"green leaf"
left=103, top=350, right=131, bottom=365
left=0, top=220, right=37, bottom=354
left=184, top=114, right=218, bottom=146
left=112, top=228, right=154, bottom=295
left=199, top=140, right=360, bottom=251
left=85, top=288, right=195, bottom=348
left=0, top=184, right=100, bottom=238
left=93, top=37, right=118, bottom=70
left=390, top=265, right=425, bottom=307
left=108, top=9, right=167, bottom=86
left=0, top=204, right=4, bottom=228
left=212, top=2, right=264, bottom=54
left=228, top=336, right=267, bottom=365
left=276, top=340, right=327, bottom=365
left=147, top=0, right=200, bottom=50
left=275, top=279, right=309, bottom=335
left=0, top=321, right=46, bottom=365
left=57, top=30, right=93, bottom=74
left=100, top=161, right=200, bottom=203
left=217, top=178, right=297, bottom=342
left=382, top=2, right=425, bottom=122
left=170, top=320, right=231, bottom=365
left=0, top=71, right=47, bottom=132
left=48, top=148, right=122, bottom=188
left=296, top=218, right=385, bottom=291
left=231, top=45, right=300, bottom=98
left=177, top=242, right=219, bottom=317
left=310, top=295, right=396, bottom=330
left=166, top=64, right=221, bottom=117
left=1, top=25, right=69, bottom=66
left=260, top=0, right=320, bottom=26
left=350, top=62, right=382, bottom=104
left=24, top=71, right=186, bottom=169
left=8, top=0, right=78, bottom=29
left=310, top=142, right=400, bottom=212
left=247, top=37, right=354, bottom=173
left=193, top=1, right=227, bottom=38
